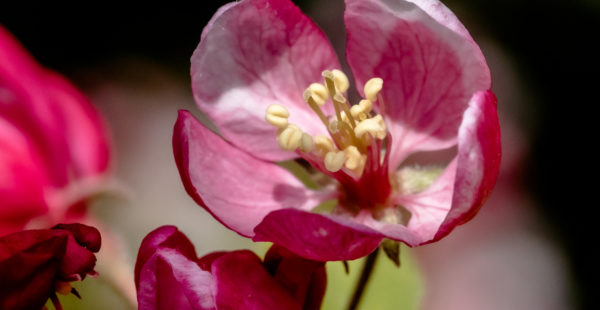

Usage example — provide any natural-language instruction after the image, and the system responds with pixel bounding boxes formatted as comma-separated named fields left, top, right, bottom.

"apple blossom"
left=174, top=0, right=501, bottom=261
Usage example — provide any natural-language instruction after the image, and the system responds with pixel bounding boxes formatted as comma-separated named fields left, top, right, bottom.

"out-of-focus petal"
left=173, top=110, right=327, bottom=237
left=0, top=26, right=110, bottom=187
left=212, top=250, right=301, bottom=310
left=344, top=0, right=491, bottom=169
left=370, top=91, right=500, bottom=245
left=52, top=223, right=101, bottom=280
left=0, top=224, right=101, bottom=309
left=253, top=208, right=383, bottom=261
left=0, top=236, right=64, bottom=310
left=191, top=0, right=339, bottom=161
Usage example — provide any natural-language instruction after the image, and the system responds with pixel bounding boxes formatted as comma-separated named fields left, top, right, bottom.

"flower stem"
left=348, top=248, right=379, bottom=310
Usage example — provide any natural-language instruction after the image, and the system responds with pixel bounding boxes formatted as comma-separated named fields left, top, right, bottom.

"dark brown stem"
left=348, top=249, right=379, bottom=310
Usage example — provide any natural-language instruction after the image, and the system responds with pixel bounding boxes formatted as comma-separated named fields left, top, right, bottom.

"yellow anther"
left=332, top=69, right=349, bottom=93
left=354, top=115, right=387, bottom=140
left=324, top=151, right=346, bottom=172
left=277, top=124, right=303, bottom=151
left=265, top=104, right=290, bottom=128
left=314, top=135, right=335, bottom=157
left=364, top=78, right=383, bottom=102
left=300, top=133, right=314, bottom=152
left=358, top=99, right=373, bottom=114
left=307, top=83, right=329, bottom=106
left=343, top=146, right=361, bottom=170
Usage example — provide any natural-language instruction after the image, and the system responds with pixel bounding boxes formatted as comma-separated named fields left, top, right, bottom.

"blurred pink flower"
left=0, top=25, right=111, bottom=235
left=135, top=226, right=326, bottom=310
left=174, top=0, right=500, bottom=261
left=0, top=223, right=101, bottom=310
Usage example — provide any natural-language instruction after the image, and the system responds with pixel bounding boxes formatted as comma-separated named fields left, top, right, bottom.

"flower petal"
left=173, top=110, right=326, bottom=237
left=263, top=245, right=326, bottom=308
left=0, top=26, right=110, bottom=187
left=137, top=249, right=216, bottom=310
left=191, top=0, right=339, bottom=161
left=135, top=225, right=197, bottom=289
left=433, top=90, right=500, bottom=241
left=373, top=90, right=500, bottom=245
left=212, top=250, right=301, bottom=310
left=136, top=226, right=216, bottom=310
left=344, top=0, right=491, bottom=169
left=253, top=208, right=384, bottom=261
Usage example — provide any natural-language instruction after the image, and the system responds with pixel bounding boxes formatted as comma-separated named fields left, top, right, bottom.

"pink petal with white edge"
left=213, top=250, right=301, bottom=310
left=173, top=110, right=328, bottom=237
left=191, top=0, right=339, bottom=162
left=344, top=0, right=491, bottom=169
left=368, top=90, right=500, bottom=246
left=254, top=208, right=384, bottom=261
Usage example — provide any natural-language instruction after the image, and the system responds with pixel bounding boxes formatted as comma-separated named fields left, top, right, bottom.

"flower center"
left=265, top=70, right=388, bottom=178
left=265, top=70, right=392, bottom=211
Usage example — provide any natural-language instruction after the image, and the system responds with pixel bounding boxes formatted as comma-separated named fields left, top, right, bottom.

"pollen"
left=264, top=69, right=388, bottom=177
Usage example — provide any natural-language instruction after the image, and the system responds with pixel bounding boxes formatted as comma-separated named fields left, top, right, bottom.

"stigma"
left=265, top=70, right=388, bottom=177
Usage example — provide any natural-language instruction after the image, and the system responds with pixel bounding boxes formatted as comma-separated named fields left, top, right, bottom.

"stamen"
left=359, top=99, right=373, bottom=114
left=314, top=135, right=335, bottom=157
left=265, top=104, right=289, bottom=128
left=300, top=133, right=313, bottom=152
left=344, top=145, right=366, bottom=175
left=333, top=93, right=356, bottom=128
left=308, top=83, right=329, bottom=106
left=331, top=69, right=349, bottom=93
left=322, top=70, right=344, bottom=124
left=277, top=124, right=303, bottom=151
left=354, top=115, right=387, bottom=140
left=303, top=89, right=330, bottom=127
left=324, top=151, right=346, bottom=172
left=364, top=78, right=383, bottom=102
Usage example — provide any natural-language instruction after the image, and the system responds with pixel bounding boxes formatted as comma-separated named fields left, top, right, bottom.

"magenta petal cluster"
left=135, top=226, right=326, bottom=310
left=174, top=0, right=501, bottom=261
left=0, top=25, right=111, bottom=236
left=0, top=223, right=101, bottom=310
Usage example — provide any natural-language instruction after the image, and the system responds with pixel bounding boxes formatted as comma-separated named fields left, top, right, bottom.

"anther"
left=265, top=104, right=290, bottom=128
left=308, top=83, right=329, bottom=106
left=358, top=99, right=373, bottom=114
left=277, top=124, right=303, bottom=151
left=314, top=135, right=335, bottom=157
left=324, top=151, right=346, bottom=172
left=343, top=146, right=364, bottom=171
left=300, top=133, right=313, bottom=152
left=332, top=69, right=349, bottom=93
left=364, top=78, right=383, bottom=102
left=354, top=115, right=387, bottom=140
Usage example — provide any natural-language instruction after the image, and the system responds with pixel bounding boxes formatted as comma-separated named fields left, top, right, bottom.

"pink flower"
left=0, top=25, right=111, bottom=236
left=174, top=0, right=501, bottom=261
left=0, top=223, right=101, bottom=310
left=135, top=226, right=326, bottom=310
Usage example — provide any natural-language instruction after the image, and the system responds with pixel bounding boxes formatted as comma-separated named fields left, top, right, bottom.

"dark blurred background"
left=2, top=0, right=598, bottom=309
